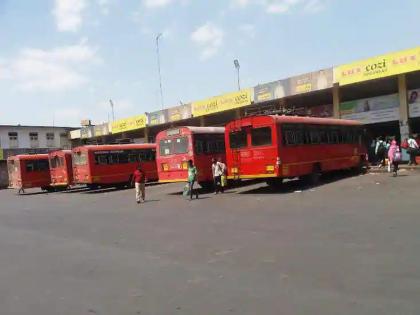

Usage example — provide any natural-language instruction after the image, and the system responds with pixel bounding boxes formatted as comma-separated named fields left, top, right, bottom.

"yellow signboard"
left=334, top=46, right=420, bottom=86
left=111, top=114, right=147, bottom=134
left=192, top=89, right=252, bottom=117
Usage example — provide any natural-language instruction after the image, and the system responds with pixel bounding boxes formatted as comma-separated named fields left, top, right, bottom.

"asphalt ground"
left=0, top=170, right=419, bottom=315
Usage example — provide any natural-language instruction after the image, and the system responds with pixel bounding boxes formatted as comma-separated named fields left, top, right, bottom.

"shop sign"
left=167, top=104, right=192, bottom=122
left=192, top=89, right=252, bottom=117
left=288, top=68, right=333, bottom=96
left=334, top=46, right=420, bottom=86
left=408, top=89, right=420, bottom=118
left=254, top=80, right=289, bottom=103
left=80, top=126, right=94, bottom=139
left=111, top=114, right=147, bottom=134
left=147, top=110, right=168, bottom=126
left=70, top=129, right=81, bottom=139
left=94, top=123, right=109, bottom=137
left=340, top=94, right=400, bottom=124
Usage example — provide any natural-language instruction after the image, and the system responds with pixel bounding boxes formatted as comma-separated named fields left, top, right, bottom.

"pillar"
left=143, top=127, right=149, bottom=143
left=199, top=116, right=205, bottom=127
left=332, top=83, right=340, bottom=119
left=398, top=74, right=410, bottom=139
left=235, top=108, right=241, bottom=119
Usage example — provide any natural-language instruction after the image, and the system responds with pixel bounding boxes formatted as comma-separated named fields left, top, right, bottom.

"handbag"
left=221, top=175, right=227, bottom=187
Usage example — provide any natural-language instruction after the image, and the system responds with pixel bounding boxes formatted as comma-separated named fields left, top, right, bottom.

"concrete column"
left=199, top=116, right=205, bottom=127
left=143, top=127, right=149, bottom=143
left=235, top=108, right=241, bottom=119
left=332, top=84, right=340, bottom=119
left=398, top=74, right=410, bottom=139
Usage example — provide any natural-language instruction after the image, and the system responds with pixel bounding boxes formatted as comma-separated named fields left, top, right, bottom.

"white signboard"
left=408, top=89, right=420, bottom=118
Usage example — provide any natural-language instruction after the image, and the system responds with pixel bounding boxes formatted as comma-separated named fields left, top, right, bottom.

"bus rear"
left=8, top=155, right=51, bottom=190
left=156, top=127, right=226, bottom=186
left=226, top=116, right=280, bottom=180
left=72, top=147, right=91, bottom=185
left=156, top=128, right=193, bottom=183
left=49, top=150, right=73, bottom=188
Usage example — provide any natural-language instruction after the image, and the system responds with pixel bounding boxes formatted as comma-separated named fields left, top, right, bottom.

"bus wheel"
left=266, top=178, right=283, bottom=188
left=303, top=165, right=321, bottom=186
left=87, top=184, right=99, bottom=190
left=353, top=156, right=368, bottom=175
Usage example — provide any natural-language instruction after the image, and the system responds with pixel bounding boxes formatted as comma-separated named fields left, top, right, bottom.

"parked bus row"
left=7, top=115, right=368, bottom=193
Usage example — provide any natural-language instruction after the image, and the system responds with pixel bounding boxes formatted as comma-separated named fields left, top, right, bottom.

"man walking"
left=408, top=134, right=419, bottom=166
left=132, top=165, right=146, bottom=204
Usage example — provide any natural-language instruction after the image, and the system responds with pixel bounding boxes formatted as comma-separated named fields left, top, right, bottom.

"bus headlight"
left=231, top=167, right=238, bottom=174
left=182, top=162, right=188, bottom=170
left=162, top=163, right=169, bottom=171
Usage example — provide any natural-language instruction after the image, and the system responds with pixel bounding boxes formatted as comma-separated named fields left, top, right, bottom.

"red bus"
left=156, top=127, right=225, bottom=187
left=72, top=144, right=158, bottom=188
left=225, top=115, right=367, bottom=186
left=7, top=154, right=52, bottom=192
left=48, top=150, right=73, bottom=189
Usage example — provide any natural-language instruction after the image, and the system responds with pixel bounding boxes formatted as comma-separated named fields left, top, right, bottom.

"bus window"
left=159, top=139, right=172, bottom=156
left=95, top=154, right=108, bottom=165
left=174, top=137, right=189, bottom=154
left=194, top=140, right=204, bottom=155
left=283, top=125, right=304, bottom=146
left=118, top=152, right=129, bottom=164
left=26, top=160, right=49, bottom=172
left=251, top=127, right=272, bottom=146
left=229, top=130, right=247, bottom=149
left=50, top=157, right=58, bottom=168
left=128, top=153, right=138, bottom=163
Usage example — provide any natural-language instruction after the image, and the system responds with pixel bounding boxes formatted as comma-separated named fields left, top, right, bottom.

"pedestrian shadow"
left=143, top=199, right=160, bottom=203
left=239, top=170, right=359, bottom=195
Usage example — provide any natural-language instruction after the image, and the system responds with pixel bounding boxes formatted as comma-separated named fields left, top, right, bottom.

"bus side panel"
left=66, top=154, right=74, bottom=185
left=20, top=160, right=51, bottom=189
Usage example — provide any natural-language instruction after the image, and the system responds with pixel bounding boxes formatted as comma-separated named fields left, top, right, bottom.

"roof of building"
left=0, top=125, right=77, bottom=129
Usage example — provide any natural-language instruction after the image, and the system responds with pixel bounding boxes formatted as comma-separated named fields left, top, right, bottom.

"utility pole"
left=109, top=99, right=115, bottom=121
left=234, top=59, right=241, bottom=91
left=156, top=33, right=164, bottom=109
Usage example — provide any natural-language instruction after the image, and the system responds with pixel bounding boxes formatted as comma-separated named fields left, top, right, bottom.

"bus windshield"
left=229, top=130, right=247, bottom=149
left=159, top=136, right=189, bottom=156
left=73, top=152, right=87, bottom=166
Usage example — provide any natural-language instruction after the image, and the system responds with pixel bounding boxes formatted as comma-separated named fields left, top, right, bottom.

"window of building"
left=8, top=132, right=18, bottom=148
left=229, top=130, right=247, bottom=149
left=46, top=133, right=55, bottom=147
left=29, top=132, right=39, bottom=148
left=251, top=127, right=272, bottom=147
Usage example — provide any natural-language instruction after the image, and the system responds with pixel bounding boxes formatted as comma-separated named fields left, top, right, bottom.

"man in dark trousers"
left=132, top=165, right=146, bottom=204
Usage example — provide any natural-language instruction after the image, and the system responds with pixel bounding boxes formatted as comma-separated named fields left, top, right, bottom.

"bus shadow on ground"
left=18, top=190, right=50, bottom=196
left=239, top=170, right=361, bottom=195
left=167, top=179, right=261, bottom=196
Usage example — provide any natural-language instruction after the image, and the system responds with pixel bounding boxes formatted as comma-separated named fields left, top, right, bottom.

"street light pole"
left=109, top=99, right=115, bottom=121
left=156, top=33, right=164, bottom=110
left=234, top=59, right=241, bottom=91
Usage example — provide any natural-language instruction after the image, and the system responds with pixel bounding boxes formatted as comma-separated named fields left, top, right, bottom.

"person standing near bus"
left=375, top=137, right=386, bottom=167
left=407, top=135, right=419, bottom=166
left=216, top=157, right=227, bottom=194
left=211, top=158, right=221, bottom=194
left=132, top=165, right=146, bottom=204
left=187, top=160, right=198, bottom=200
left=388, top=139, right=401, bottom=176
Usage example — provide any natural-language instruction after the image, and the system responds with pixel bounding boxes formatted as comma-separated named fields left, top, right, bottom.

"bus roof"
left=48, top=150, right=72, bottom=156
left=157, top=126, right=225, bottom=138
left=73, top=143, right=157, bottom=152
left=227, top=115, right=362, bottom=128
left=7, top=154, right=49, bottom=161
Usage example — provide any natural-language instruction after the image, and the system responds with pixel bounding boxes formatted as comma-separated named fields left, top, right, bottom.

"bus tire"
left=303, top=164, right=321, bottom=186
left=266, top=178, right=283, bottom=188
left=354, top=156, right=368, bottom=174
left=87, top=184, right=99, bottom=190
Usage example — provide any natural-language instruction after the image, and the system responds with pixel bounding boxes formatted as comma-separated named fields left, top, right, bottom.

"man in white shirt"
left=408, top=135, right=419, bottom=165
left=212, top=158, right=226, bottom=194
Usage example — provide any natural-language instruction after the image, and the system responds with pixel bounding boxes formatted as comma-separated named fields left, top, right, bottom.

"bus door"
left=228, top=126, right=247, bottom=179
left=247, top=124, right=277, bottom=177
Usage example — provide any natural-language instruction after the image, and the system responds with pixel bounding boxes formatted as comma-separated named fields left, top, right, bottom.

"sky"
left=1, top=0, right=420, bottom=127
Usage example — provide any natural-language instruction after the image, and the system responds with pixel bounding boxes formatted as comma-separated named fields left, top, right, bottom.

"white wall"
left=0, top=126, right=70, bottom=149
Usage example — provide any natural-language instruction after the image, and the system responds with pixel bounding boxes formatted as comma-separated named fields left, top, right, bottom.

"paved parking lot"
left=1, top=170, right=420, bottom=315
